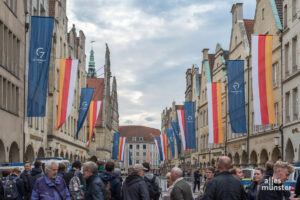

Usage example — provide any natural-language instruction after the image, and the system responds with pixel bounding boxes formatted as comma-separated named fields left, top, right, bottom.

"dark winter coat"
left=63, top=170, right=86, bottom=190
left=202, top=171, right=247, bottom=200
left=246, top=181, right=259, bottom=200
left=31, top=175, right=71, bottom=200
left=295, top=174, right=300, bottom=197
left=257, top=181, right=290, bottom=200
left=121, top=174, right=150, bottom=200
left=0, top=181, right=4, bottom=200
left=20, top=170, right=32, bottom=200
left=84, top=174, right=105, bottom=200
left=100, top=172, right=121, bottom=200
left=30, top=168, right=43, bottom=189
left=170, top=178, right=194, bottom=200
left=194, top=171, right=201, bottom=183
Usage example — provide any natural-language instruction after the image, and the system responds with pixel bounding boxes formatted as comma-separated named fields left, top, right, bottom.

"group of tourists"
left=0, top=160, right=124, bottom=200
left=189, top=156, right=300, bottom=200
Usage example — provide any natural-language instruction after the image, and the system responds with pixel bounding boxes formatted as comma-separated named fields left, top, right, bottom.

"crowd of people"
left=1, top=156, right=300, bottom=200
left=189, top=156, right=300, bottom=200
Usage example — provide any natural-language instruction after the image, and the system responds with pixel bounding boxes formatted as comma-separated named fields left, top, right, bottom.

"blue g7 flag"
left=129, top=151, right=132, bottom=165
left=156, top=137, right=164, bottom=161
left=27, top=16, right=54, bottom=117
left=112, top=133, right=120, bottom=160
left=166, top=129, right=175, bottom=157
left=76, top=88, right=94, bottom=139
left=184, top=102, right=196, bottom=149
left=227, top=60, right=247, bottom=133
left=171, top=122, right=181, bottom=155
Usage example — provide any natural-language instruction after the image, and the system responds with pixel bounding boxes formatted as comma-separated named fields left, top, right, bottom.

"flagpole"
left=247, top=56, right=250, bottom=165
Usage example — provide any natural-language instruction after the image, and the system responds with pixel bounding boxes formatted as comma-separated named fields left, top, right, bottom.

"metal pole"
left=247, top=56, right=250, bottom=165
left=225, top=65, right=228, bottom=155
left=280, top=35, right=284, bottom=160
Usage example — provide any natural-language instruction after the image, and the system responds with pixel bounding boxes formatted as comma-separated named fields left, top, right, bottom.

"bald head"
left=218, top=156, right=232, bottom=172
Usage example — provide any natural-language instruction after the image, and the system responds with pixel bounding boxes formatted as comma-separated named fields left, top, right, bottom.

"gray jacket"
left=85, top=174, right=105, bottom=200
left=170, top=178, right=194, bottom=200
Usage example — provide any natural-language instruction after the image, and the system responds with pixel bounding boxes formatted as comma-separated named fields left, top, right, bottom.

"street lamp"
left=274, top=136, right=280, bottom=147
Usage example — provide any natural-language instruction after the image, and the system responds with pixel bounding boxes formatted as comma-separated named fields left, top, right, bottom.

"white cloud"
left=67, top=0, right=256, bottom=129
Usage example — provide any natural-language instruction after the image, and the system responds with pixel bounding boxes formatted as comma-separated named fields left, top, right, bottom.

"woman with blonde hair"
left=162, top=172, right=174, bottom=200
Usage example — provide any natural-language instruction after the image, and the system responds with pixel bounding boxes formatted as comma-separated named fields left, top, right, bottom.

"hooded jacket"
left=121, top=174, right=150, bottom=200
left=30, top=168, right=43, bottom=188
left=100, top=172, right=121, bottom=200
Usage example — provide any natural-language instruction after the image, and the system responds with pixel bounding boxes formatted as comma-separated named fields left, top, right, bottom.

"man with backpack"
left=100, top=161, right=122, bottom=200
left=63, top=161, right=86, bottom=200
left=3, top=167, right=25, bottom=200
left=142, top=162, right=161, bottom=200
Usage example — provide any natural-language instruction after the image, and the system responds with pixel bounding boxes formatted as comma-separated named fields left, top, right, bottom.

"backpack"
left=144, top=175, right=161, bottom=200
left=69, top=172, right=84, bottom=200
left=102, top=180, right=111, bottom=200
left=3, top=176, right=19, bottom=200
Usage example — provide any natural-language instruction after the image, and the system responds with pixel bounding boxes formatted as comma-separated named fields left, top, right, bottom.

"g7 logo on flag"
left=80, top=101, right=88, bottom=110
left=231, top=81, right=242, bottom=95
left=33, top=47, right=47, bottom=62
left=36, top=48, right=46, bottom=59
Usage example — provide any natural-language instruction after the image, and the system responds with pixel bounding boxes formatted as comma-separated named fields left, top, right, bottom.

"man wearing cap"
left=121, top=164, right=150, bottom=200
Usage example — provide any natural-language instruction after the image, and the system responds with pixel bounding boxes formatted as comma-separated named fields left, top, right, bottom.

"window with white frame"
left=286, top=92, right=291, bottom=122
left=293, top=88, right=298, bottom=120
left=35, top=117, right=39, bottom=130
left=41, top=118, right=44, bottom=132
left=273, top=63, right=278, bottom=88
left=253, top=113, right=257, bottom=133
left=292, top=37, right=298, bottom=72
left=274, top=103, right=278, bottom=128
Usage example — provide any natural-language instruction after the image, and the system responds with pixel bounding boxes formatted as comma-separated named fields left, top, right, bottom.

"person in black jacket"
left=257, top=161, right=296, bottom=200
left=63, top=161, right=86, bottom=189
left=30, top=160, right=43, bottom=189
left=246, top=168, right=265, bottom=200
left=193, top=169, right=201, bottom=192
left=296, top=173, right=300, bottom=197
left=202, top=156, right=247, bottom=200
left=262, top=161, right=274, bottom=181
left=20, top=161, right=32, bottom=200
left=100, top=161, right=122, bottom=200
left=121, top=164, right=150, bottom=200
left=83, top=161, right=105, bottom=200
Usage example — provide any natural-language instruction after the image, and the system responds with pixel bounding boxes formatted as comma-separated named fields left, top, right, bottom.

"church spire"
left=87, top=43, right=97, bottom=78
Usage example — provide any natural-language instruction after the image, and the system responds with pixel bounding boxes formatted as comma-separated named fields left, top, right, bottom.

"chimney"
left=231, top=3, right=243, bottom=25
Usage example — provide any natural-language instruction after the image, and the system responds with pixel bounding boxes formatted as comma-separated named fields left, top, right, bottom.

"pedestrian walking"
left=263, top=161, right=274, bottom=181
left=257, top=161, right=295, bottom=200
left=20, top=161, right=32, bottom=200
left=57, top=163, right=66, bottom=177
left=229, top=167, right=244, bottom=180
left=246, top=168, right=265, bottom=200
left=3, top=167, right=24, bottom=200
left=198, top=167, right=215, bottom=199
left=121, top=164, right=150, bottom=200
left=31, top=160, right=70, bottom=200
left=30, top=161, right=44, bottom=189
left=63, top=161, right=85, bottom=200
left=113, top=168, right=123, bottom=185
left=162, top=172, right=174, bottom=200
left=100, top=161, right=122, bottom=200
left=83, top=161, right=105, bottom=200
left=193, top=169, right=201, bottom=193
left=202, top=156, right=247, bottom=200
left=170, top=167, right=193, bottom=200
left=142, top=162, right=161, bottom=200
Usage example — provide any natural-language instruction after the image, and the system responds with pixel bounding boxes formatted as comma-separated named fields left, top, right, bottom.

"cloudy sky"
left=67, top=0, right=256, bottom=129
